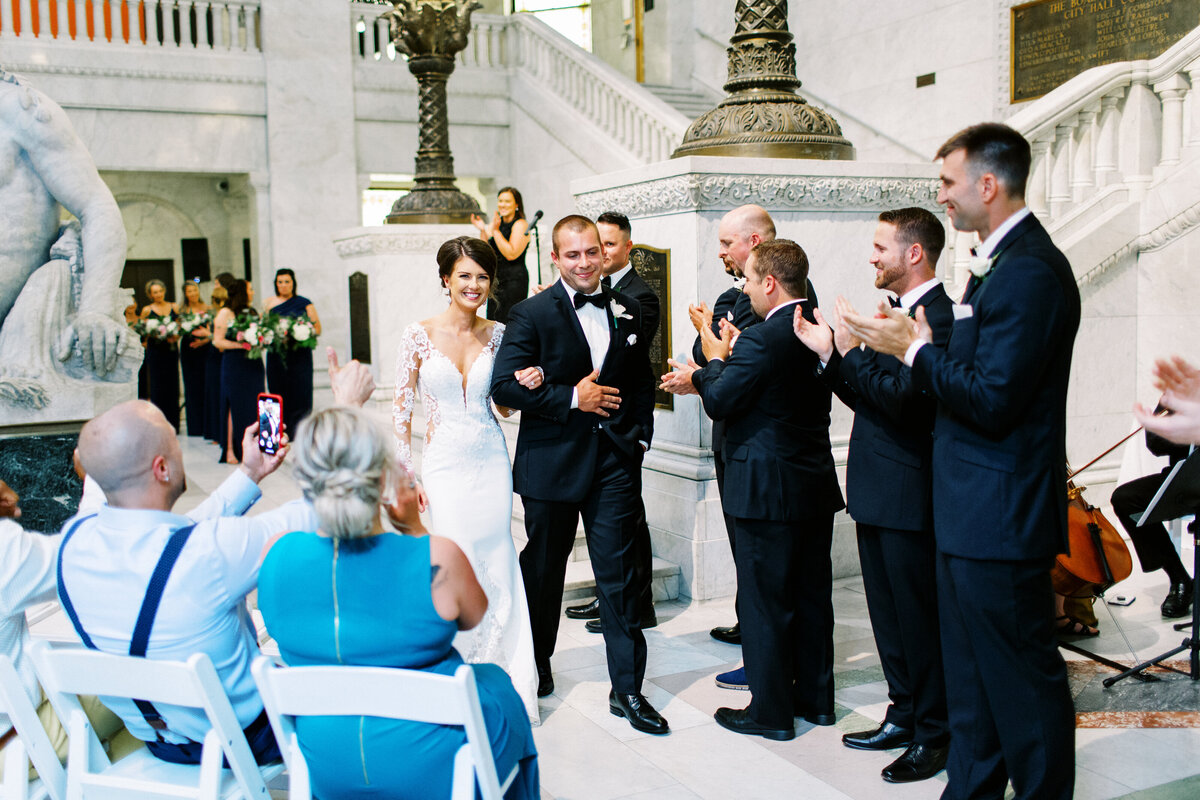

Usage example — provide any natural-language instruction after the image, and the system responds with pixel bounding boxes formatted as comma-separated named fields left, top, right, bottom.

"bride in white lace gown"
left=393, top=236, right=541, bottom=723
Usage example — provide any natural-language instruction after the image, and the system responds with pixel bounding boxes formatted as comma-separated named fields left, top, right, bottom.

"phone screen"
left=257, top=394, right=283, bottom=455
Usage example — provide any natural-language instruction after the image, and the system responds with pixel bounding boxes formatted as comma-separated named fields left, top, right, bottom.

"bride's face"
left=445, top=256, right=491, bottom=311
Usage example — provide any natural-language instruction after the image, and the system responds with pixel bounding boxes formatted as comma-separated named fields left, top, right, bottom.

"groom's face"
left=553, top=227, right=604, bottom=294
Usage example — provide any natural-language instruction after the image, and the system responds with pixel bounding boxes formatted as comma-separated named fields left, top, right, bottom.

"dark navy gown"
left=265, top=295, right=315, bottom=437
left=218, top=314, right=265, bottom=462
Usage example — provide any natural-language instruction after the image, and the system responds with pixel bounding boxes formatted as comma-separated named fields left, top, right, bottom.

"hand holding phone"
left=257, top=393, right=283, bottom=455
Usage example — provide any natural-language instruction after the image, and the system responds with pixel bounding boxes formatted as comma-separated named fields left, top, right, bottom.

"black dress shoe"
left=842, top=721, right=914, bottom=751
left=609, top=691, right=669, bottom=735
left=565, top=598, right=600, bottom=620
left=536, top=668, right=554, bottom=698
left=710, top=623, right=741, bottom=645
left=799, top=711, right=836, bottom=726
left=881, top=742, right=949, bottom=783
left=1161, top=580, right=1193, bottom=619
left=714, top=707, right=794, bottom=741
left=584, top=610, right=659, bottom=634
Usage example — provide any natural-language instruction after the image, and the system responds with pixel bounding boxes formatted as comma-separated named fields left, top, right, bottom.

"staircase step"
left=643, top=83, right=719, bottom=119
left=563, top=557, right=681, bottom=603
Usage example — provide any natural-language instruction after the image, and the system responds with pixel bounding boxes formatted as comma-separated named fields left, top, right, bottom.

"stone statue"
left=0, top=67, right=137, bottom=410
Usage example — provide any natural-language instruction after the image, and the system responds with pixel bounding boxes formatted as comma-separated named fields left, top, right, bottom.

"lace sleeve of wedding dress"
left=392, top=323, right=427, bottom=474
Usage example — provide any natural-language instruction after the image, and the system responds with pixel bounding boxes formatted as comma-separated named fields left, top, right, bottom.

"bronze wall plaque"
left=349, top=271, right=372, bottom=365
left=629, top=244, right=673, bottom=411
left=1011, top=0, right=1200, bottom=103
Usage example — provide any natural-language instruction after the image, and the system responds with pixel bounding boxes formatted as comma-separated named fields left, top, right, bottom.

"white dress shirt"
left=897, top=277, right=943, bottom=310
left=0, top=519, right=60, bottom=705
left=606, top=263, right=634, bottom=289
left=57, top=469, right=317, bottom=744
left=560, top=278, right=611, bottom=408
left=902, top=208, right=1030, bottom=366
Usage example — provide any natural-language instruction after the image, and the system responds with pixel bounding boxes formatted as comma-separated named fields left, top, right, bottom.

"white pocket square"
left=952, top=304, right=974, bottom=321
left=627, top=333, right=638, bottom=346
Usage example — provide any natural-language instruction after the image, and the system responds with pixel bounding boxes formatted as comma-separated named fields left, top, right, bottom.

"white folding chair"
left=0, top=655, right=64, bottom=800
left=30, top=642, right=282, bottom=800
left=251, top=657, right=518, bottom=800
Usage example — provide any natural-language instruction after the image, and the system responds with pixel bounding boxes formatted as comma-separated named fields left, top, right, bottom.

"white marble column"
left=260, top=0, right=360, bottom=360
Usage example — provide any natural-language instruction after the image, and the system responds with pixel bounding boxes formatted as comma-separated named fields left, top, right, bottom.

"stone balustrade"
left=1008, top=27, right=1200, bottom=225
left=0, top=0, right=260, bottom=51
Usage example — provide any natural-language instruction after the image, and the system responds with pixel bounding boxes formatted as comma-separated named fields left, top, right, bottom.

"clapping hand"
left=839, top=298, right=930, bottom=358
left=0, top=479, right=20, bottom=519
left=576, top=369, right=621, bottom=417
left=699, top=319, right=735, bottom=363
left=688, top=302, right=713, bottom=334
left=328, top=347, right=375, bottom=408
left=385, top=469, right=428, bottom=534
left=661, top=358, right=700, bottom=396
left=794, top=306, right=834, bottom=362
left=1134, top=356, right=1200, bottom=445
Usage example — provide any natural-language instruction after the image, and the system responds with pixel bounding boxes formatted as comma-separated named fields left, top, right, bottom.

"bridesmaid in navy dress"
left=178, top=282, right=212, bottom=437
left=139, top=279, right=180, bottom=432
left=212, top=279, right=264, bottom=464
left=264, top=268, right=322, bottom=437
left=204, top=273, right=236, bottom=443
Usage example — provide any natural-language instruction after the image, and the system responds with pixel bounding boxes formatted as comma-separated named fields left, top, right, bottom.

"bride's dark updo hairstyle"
left=437, top=235, right=498, bottom=299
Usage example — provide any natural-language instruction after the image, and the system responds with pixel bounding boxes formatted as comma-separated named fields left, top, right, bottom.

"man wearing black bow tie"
left=842, top=124, right=1079, bottom=799
left=796, top=207, right=953, bottom=783
left=491, top=215, right=666, bottom=734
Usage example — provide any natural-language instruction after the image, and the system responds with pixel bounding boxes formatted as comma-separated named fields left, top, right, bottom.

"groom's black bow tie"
left=574, top=292, right=606, bottom=310
left=888, top=296, right=903, bottom=309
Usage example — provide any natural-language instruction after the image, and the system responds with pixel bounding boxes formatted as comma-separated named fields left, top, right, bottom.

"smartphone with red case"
left=257, top=393, right=283, bottom=455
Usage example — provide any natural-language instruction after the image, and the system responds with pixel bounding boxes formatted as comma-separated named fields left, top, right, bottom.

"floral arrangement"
left=227, top=311, right=274, bottom=359
left=262, top=312, right=319, bottom=353
left=178, top=309, right=212, bottom=336
left=129, top=316, right=180, bottom=342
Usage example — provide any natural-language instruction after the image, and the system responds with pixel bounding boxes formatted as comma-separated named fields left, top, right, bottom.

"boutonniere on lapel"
left=626, top=333, right=637, bottom=346
left=610, top=299, right=632, bottom=330
left=968, top=253, right=995, bottom=278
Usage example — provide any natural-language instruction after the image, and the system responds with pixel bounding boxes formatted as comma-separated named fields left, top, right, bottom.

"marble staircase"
left=643, top=83, right=721, bottom=120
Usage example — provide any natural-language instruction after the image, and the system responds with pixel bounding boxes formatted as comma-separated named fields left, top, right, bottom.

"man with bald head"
left=55, top=349, right=374, bottom=765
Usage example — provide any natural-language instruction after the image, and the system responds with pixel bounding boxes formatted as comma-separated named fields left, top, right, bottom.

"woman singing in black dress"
left=212, top=279, right=265, bottom=464
left=264, top=268, right=322, bottom=436
left=471, top=186, right=531, bottom=323
left=139, top=280, right=181, bottom=432
left=204, top=273, right=236, bottom=443
left=178, top=282, right=212, bottom=437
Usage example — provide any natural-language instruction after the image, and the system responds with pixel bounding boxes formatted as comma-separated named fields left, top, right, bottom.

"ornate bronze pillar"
left=672, top=0, right=854, bottom=160
left=382, top=0, right=484, bottom=224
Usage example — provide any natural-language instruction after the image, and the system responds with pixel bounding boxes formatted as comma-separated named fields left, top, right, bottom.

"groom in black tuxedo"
left=843, top=123, right=1079, bottom=799
left=491, top=215, right=667, bottom=735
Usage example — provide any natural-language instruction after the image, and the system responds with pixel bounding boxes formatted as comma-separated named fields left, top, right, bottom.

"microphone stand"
left=529, top=220, right=542, bottom=286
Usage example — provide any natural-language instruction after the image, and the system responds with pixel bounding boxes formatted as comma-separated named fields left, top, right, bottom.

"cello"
left=1050, top=430, right=1142, bottom=599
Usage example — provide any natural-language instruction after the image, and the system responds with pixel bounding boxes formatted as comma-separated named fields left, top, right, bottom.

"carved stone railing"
left=350, top=6, right=688, bottom=166
left=1007, top=27, right=1200, bottom=227
left=507, top=13, right=687, bottom=165
left=0, top=0, right=261, bottom=51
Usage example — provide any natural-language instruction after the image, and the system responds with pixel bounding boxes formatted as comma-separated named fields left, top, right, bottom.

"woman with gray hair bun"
left=257, top=407, right=539, bottom=800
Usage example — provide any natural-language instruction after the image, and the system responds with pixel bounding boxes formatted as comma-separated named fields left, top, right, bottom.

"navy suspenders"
left=57, top=513, right=198, bottom=739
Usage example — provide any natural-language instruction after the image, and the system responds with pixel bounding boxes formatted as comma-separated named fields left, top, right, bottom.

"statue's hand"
left=55, top=312, right=130, bottom=376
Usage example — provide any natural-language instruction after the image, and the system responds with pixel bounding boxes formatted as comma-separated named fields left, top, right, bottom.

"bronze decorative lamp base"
left=673, top=0, right=853, bottom=161
left=381, top=1, right=483, bottom=224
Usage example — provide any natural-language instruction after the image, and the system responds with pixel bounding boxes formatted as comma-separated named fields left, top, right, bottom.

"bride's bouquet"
left=129, top=316, right=180, bottom=342
left=178, top=309, right=212, bottom=337
left=228, top=312, right=274, bottom=359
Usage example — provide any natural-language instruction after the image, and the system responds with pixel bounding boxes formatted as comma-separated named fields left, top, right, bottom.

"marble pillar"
left=260, top=0, right=361, bottom=361
left=573, top=156, right=945, bottom=600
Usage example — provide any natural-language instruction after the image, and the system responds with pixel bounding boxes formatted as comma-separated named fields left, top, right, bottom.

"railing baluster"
left=1094, top=90, right=1123, bottom=187
left=1049, top=122, right=1076, bottom=217
left=1154, top=73, right=1189, bottom=167
left=1027, top=137, right=1051, bottom=218
left=1071, top=109, right=1096, bottom=203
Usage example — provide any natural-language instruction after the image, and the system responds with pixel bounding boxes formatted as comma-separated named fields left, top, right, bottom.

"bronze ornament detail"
left=381, top=0, right=484, bottom=224
left=673, top=0, right=853, bottom=160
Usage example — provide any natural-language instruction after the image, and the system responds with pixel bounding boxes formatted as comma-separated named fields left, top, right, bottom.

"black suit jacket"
left=823, top=283, right=954, bottom=531
left=911, top=214, right=1080, bottom=560
left=692, top=279, right=819, bottom=366
left=491, top=281, right=655, bottom=504
left=692, top=304, right=844, bottom=522
left=611, top=268, right=660, bottom=343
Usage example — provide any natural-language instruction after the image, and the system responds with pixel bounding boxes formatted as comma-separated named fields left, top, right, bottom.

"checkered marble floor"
left=174, top=435, right=1200, bottom=800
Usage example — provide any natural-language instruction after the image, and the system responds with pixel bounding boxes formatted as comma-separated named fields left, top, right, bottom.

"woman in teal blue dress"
left=257, top=407, right=538, bottom=800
